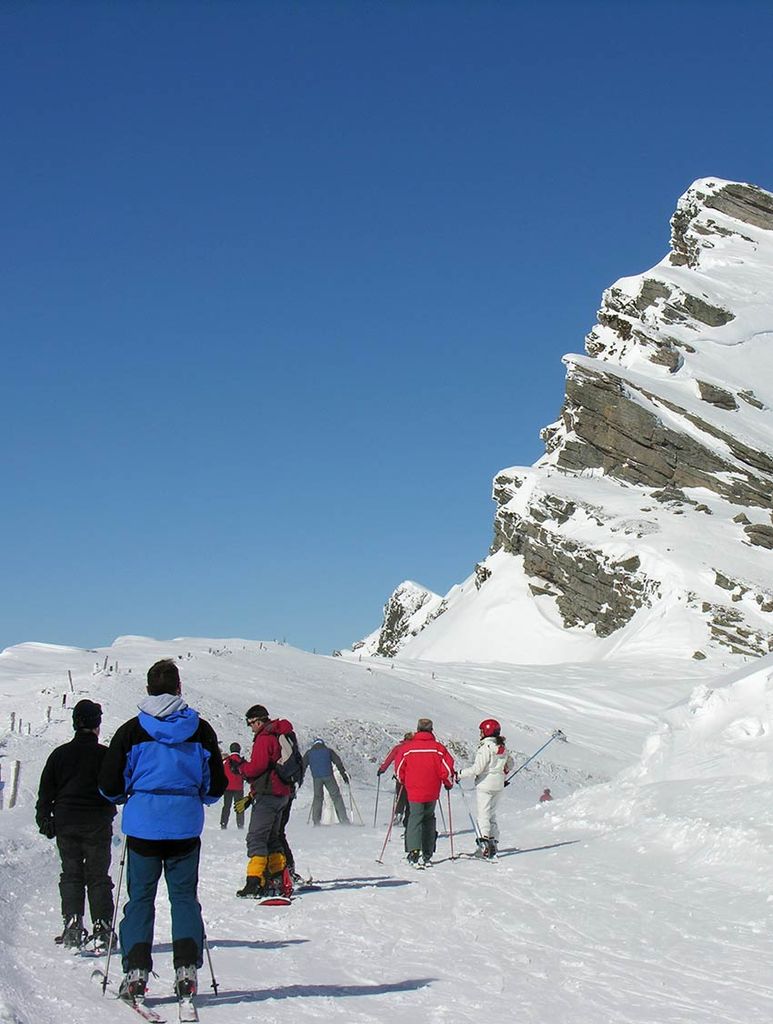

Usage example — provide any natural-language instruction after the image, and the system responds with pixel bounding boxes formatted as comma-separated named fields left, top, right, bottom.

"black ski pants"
left=220, top=790, right=245, bottom=829
left=56, top=822, right=114, bottom=923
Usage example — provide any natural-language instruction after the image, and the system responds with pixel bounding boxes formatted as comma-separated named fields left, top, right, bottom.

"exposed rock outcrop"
left=353, top=178, right=773, bottom=663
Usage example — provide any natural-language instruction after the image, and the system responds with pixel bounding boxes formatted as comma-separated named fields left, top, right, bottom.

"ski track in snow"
left=1, top=638, right=773, bottom=1022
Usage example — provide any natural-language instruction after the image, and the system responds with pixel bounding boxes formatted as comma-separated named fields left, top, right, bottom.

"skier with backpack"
left=235, top=704, right=303, bottom=899
left=98, top=659, right=227, bottom=1012
left=457, top=718, right=514, bottom=859
left=221, top=742, right=246, bottom=829
left=35, top=699, right=117, bottom=950
left=302, top=738, right=350, bottom=825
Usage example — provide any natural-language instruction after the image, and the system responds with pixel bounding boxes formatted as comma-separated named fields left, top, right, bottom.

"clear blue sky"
left=2, top=1, right=772, bottom=655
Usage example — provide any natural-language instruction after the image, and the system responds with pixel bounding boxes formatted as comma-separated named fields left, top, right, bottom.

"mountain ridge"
left=354, top=177, right=773, bottom=664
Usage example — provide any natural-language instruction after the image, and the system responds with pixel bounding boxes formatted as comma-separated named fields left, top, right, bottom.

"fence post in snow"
left=9, top=712, right=15, bottom=732
left=103, top=656, right=108, bottom=671
left=8, top=761, right=20, bottom=809
left=68, top=670, right=74, bottom=693
left=46, top=707, right=51, bottom=723
left=62, top=694, right=67, bottom=708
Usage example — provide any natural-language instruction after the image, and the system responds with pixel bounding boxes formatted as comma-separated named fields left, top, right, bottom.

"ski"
left=90, top=969, right=167, bottom=1023
left=178, top=996, right=198, bottom=1022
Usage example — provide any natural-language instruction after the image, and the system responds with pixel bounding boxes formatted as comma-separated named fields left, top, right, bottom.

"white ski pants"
left=476, top=787, right=504, bottom=840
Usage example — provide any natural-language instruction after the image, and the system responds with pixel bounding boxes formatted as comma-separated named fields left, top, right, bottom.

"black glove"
left=38, top=818, right=56, bottom=839
left=376, top=768, right=384, bottom=777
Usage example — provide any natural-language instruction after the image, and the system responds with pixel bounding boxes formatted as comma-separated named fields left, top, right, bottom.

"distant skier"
left=36, top=699, right=117, bottom=950
left=395, top=719, right=455, bottom=867
left=457, top=718, right=514, bottom=859
left=539, top=787, right=553, bottom=802
left=99, top=659, right=226, bottom=1008
left=221, top=742, right=246, bottom=829
left=378, top=731, right=414, bottom=826
left=302, top=738, right=350, bottom=825
left=236, top=704, right=299, bottom=898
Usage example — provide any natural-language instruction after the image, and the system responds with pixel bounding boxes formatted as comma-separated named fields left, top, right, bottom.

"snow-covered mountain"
left=2, top=635, right=773, bottom=1023
left=355, top=178, right=773, bottom=664
left=350, top=581, right=443, bottom=658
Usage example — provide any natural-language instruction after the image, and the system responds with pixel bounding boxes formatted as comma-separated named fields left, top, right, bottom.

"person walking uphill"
left=221, top=743, right=246, bottom=829
left=378, top=731, right=413, bottom=826
left=302, top=738, right=350, bottom=825
left=36, top=699, right=117, bottom=950
left=395, top=719, right=454, bottom=867
left=236, top=704, right=300, bottom=898
left=458, top=718, right=514, bottom=859
left=98, top=660, right=226, bottom=1008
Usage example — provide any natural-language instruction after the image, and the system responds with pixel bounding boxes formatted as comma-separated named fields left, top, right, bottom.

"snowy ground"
left=1, top=637, right=772, bottom=1023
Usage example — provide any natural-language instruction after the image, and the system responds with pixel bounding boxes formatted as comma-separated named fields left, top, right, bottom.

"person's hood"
left=137, top=694, right=199, bottom=745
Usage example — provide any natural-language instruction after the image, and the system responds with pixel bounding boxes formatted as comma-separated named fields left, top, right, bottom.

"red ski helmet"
left=479, top=718, right=501, bottom=737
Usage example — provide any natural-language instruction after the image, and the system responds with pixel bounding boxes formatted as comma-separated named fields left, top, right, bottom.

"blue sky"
left=2, top=1, right=773, bottom=655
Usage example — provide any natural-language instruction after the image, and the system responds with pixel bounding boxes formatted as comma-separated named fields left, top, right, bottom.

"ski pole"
left=376, top=786, right=401, bottom=863
left=505, top=729, right=567, bottom=786
left=202, top=927, right=219, bottom=995
left=446, top=788, right=455, bottom=860
left=373, top=774, right=381, bottom=827
left=348, top=784, right=364, bottom=825
left=102, top=834, right=128, bottom=995
left=437, top=794, right=447, bottom=833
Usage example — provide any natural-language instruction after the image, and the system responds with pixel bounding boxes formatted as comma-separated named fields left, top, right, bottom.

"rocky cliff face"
left=351, top=580, right=443, bottom=658
left=352, top=179, right=773, bottom=664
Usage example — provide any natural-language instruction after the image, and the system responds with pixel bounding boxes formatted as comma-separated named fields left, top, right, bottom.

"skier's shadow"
left=497, top=840, right=580, bottom=858
left=153, top=939, right=309, bottom=954
left=172, top=977, right=436, bottom=1006
left=307, top=877, right=412, bottom=892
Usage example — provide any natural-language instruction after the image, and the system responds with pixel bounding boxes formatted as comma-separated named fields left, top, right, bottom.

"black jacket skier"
left=36, top=699, right=116, bottom=949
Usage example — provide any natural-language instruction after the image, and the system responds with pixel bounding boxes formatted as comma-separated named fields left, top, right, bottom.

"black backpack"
left=273, top=730, right=304, bottom=787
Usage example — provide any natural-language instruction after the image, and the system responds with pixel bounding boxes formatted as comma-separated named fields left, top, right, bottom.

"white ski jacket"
left=458, top=736, right=514, bottom=793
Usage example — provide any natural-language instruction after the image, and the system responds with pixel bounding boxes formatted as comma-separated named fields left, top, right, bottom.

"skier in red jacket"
left=221, top=743, right=246, bottom=830
left=395, top=719, right=454, bottom=867
left=377, top=731, right=413, bottom=826
left=235, top=705, right=294, bottom=898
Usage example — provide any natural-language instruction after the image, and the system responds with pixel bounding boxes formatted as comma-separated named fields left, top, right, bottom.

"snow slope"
left=2, top=636, right=773, bottom=1022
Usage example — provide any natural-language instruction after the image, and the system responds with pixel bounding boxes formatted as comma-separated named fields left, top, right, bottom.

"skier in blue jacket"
left=99, top=659, right=226, bottom=1008
left=301, top=738, right=350, bottom=825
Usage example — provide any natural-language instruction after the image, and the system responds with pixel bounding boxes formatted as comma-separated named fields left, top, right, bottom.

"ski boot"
left=175, top=966, right=198, bottom=1022
left=91, top=919, right=117, bottom=951
left=406, top=849, right=423, bottom=868
left=118, top=967, right=149, bottom=1004
left=236, top=876, right=265, bottom=898
left=61, top=913, right=88, bottom=949
left=174, top=965, right=197, bottom=999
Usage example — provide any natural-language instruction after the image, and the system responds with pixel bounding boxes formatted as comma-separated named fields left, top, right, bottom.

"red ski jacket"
left=395, top=730, right=455, bottom=803
left=222, top=753, right=245, bottom=792
left=379, top=741, right=408, bottom=775
left=240, top=720, right=293, bottom=798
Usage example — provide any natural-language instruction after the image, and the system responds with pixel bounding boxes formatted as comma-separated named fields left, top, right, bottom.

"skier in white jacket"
left=457, top=719, right=514, bottom=857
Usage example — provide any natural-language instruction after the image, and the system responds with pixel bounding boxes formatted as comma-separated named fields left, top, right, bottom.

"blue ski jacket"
left=99, top=695, right=227, bottom=840
left=302, top=741, right=348, bottom=781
